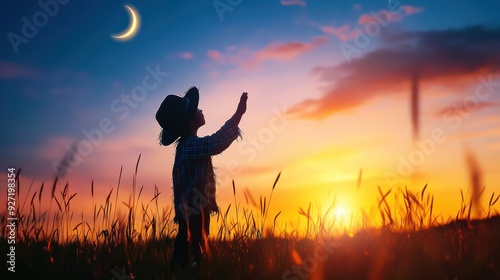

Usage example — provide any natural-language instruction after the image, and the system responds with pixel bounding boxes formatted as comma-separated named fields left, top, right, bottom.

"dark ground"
left=1, top=216, right=499, bottom=280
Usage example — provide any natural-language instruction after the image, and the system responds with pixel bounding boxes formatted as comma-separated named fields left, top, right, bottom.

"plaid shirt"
left=172, top=119, right=241, bottom=222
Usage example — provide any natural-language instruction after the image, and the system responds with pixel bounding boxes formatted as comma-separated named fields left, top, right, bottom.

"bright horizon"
left=2, top=0, right=500, bottom=236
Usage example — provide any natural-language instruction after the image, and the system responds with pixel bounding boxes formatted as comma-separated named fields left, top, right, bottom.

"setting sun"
left=331, top=203, right=354, bottom=231
left=333, top=205, right=350, bottom=221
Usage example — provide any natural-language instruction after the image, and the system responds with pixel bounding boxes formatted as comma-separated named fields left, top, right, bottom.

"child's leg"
left=190, top=212, right=203, bottom=264
left=171, top=218, right=189, bottom=269
left=190, top=208, right=211, bottom=264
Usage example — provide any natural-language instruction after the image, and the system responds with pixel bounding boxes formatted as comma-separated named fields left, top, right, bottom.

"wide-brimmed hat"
left=156, top=86, right=199, bottom=145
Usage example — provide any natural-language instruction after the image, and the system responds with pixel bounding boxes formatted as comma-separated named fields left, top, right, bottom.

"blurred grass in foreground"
left=1, top=155, right=499, bottom=279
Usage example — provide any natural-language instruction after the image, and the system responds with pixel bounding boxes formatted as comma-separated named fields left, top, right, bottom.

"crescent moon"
left=111, top=5, right=140, bottom=41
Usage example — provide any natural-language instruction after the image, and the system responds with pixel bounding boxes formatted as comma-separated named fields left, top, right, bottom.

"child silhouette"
left=156, top=86, right=248, bottom=269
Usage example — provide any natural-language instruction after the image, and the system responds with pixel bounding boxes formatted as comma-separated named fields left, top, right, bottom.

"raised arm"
left=181, top=92, right=248, bottom=158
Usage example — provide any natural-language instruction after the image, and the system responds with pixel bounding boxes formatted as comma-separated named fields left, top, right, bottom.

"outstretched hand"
left=236, top=92, right=248, bottom=115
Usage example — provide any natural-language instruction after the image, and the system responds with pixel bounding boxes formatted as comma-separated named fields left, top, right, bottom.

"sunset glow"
left=3, top=2, right=500, bottom=279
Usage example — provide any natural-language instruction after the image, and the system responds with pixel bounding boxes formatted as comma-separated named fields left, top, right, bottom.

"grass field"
left=2, top=156, right=500, bottom=279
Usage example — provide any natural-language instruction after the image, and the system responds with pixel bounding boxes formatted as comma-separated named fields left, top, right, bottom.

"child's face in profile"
left=191, top=109, right=205, bottom=128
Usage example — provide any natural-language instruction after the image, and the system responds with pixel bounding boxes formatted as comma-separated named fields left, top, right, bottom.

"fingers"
left=236, top=92, right=248, bottom=115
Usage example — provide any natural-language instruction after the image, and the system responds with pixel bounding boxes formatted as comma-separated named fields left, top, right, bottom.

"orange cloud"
left=357, top=5, right=423, bottom=25
left=358, top=10, right=402, bottom=25
left=320, top=25, right=360, bottom=41
left=435, top=101, right=498, bottom=119
left=206, top=36, right=328, bottom=70
left=248, top=36, right=327, bottom=67
left=289, top=26, right=500, bottom=120
left=319, top=6, right=423, bottom=42
left=281, top=0, right=306, bottom=7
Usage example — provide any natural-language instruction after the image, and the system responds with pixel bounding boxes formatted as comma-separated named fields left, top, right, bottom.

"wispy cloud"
left=281, top=0, right=306, bottom=7
left=448, top=128, right=500, bottom=142
left=207, top=50, right=223, bottom=61
left=180, top=52, right=194, bottom=59
left=167, top=52, right=195, bottom=60
left=320, top=25, right=360, bottom=41
left=244, top=36, right=327, bottom=68
left=318, top=5, right=424, bottom=41
left=0, top=61, right=88, bottom=83
left=401, top=5, right=424, bottom=15
left=357, top=11, right=401, bottom=25
left=206, top=36, right=328, bottom=70
left=288, top=25, right=500, bottom=120
left=358, top=5, right=423, bottom=24
left=436, top=101, right=498, bottom=119
left=1, top=62, right=89, bottom=99
left=0, top=61, right=42, bottom=80
left=353, top=4, right=362, bottom=11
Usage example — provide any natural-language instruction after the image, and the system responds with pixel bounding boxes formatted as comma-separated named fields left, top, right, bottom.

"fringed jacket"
left=172, top=119, right=241, bottom=223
